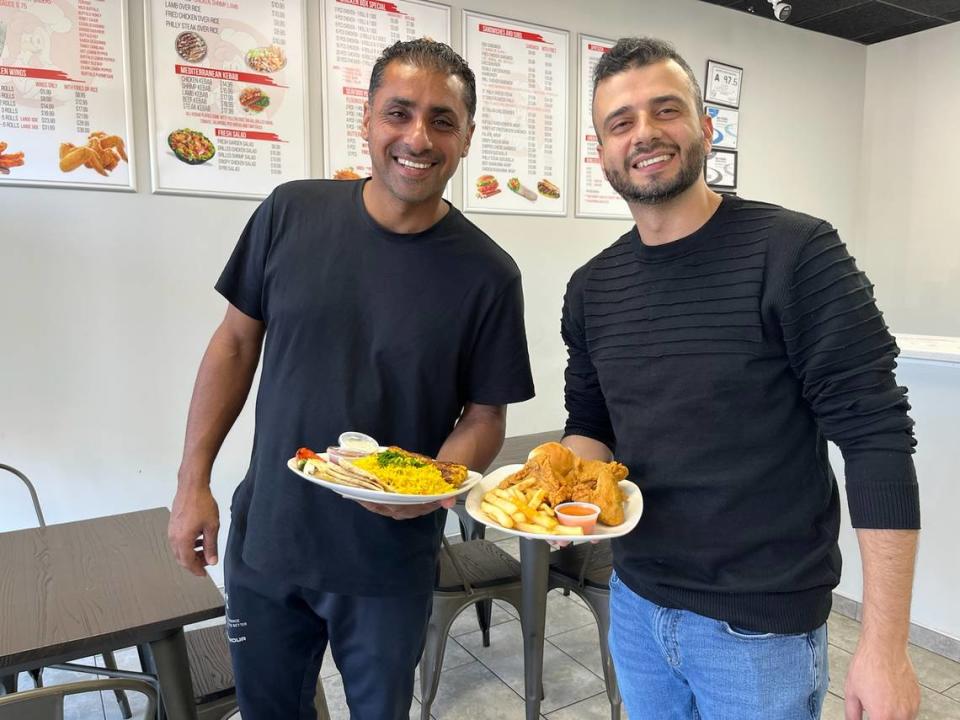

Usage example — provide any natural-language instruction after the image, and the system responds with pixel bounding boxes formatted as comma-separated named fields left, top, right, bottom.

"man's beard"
left=604, top=140, right=706, bottom=205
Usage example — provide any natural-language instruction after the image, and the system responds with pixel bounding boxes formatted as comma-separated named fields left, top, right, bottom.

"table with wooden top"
left=0, top=506, right=225, bottom=720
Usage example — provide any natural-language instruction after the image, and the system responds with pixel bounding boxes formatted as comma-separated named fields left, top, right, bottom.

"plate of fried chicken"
left=466, top=442, right=643, bottom=542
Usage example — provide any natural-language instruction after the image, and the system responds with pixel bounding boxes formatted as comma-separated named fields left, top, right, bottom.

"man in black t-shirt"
left=168, top=40, right=534, bottom=719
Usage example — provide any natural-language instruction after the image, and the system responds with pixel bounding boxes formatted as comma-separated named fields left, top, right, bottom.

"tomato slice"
left=295, top=447, right=321, bottom=461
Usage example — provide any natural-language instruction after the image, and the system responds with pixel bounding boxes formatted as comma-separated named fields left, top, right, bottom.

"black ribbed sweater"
left=562, top=196, right=919, bottom=633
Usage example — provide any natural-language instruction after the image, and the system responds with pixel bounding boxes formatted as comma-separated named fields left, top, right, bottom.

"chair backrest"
left=0, top=678, right=157, bottom=720
left=0, top=463, right=45, bottom=527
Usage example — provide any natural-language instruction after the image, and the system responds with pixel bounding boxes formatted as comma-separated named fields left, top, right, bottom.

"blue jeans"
left=608, top=571, right=829, bottom=720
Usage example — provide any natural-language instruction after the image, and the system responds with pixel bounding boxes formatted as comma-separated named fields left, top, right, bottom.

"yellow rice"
left=351, top=455, right=454, bottom=495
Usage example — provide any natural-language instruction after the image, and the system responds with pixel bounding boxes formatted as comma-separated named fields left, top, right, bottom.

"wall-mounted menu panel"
left=575, top=35, right=629, bottom=220
left=462, top=11, right=567, bottom=216
left=145, top=0, right=309, bottom=199
left=0, top=0, right=135, bottom=190
left=321, top=0, right=450, bottom=182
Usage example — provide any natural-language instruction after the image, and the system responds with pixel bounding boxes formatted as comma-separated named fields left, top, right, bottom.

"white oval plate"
left=287, top=455, right=482, bottom=505
left=465, top=464, right=643, bottom=542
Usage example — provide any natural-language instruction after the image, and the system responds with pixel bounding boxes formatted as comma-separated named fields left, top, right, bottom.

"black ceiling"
left=697, top=0, right=960, bottom=43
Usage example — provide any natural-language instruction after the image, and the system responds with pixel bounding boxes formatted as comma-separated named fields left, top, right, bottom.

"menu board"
left=575, top=35, right=629, bottom=220
left=321, top=0, right=450, bottom=182
left=462, top=11, right=567, bottom=216
left=145, top=0, right=309, bottom=199
left=0, top=0, right=135, bottom=190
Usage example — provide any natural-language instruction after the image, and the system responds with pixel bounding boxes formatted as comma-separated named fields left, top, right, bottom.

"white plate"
left=287, top=455, right=483, bottom=505
left=465, top=464, right=643, bottom=542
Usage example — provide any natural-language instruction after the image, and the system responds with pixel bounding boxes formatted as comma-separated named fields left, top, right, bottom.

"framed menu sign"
left=145, top=0, right=309, bottom=199
left=0, top=0, right=136, bottom=191
left=462, top=11, right=568, bottom=216
left=575, top=34, right=629, bottom=220
left=320, top=0, right=450, bottom=182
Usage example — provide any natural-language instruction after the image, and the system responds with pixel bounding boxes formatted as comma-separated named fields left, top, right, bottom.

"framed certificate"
left=705, top=149, right=737, bottom=189
left=705, top=104, right=738, bottom=150
left=704, top=59, right=742, bottom=108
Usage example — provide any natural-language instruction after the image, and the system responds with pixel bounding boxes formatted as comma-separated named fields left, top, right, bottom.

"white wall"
left=1, top=0, right=868, bottom=588
left=832, top=355, right=960, bottom=643
left=856, top=22, right=960, bottom=335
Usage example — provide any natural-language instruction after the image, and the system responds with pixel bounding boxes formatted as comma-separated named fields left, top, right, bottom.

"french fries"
left=479, top=486, right=584, bottom=536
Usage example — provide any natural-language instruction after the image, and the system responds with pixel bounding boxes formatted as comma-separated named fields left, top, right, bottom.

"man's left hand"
left=844, top=639, right=920, bottom=720
left=358, top=496, right=456, bottom=520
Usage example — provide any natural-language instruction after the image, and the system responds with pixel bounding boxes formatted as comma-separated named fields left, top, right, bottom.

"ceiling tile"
left=883, top=1, right=960, bottom=20
left=695, top=0, right=960, bottom=42
left=795, top=1, right=930, bottom=39
left=853, top=15, right=944, bottom=41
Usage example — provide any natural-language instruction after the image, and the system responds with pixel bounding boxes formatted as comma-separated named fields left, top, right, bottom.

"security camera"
left=768, top=0, right=792, bottom=21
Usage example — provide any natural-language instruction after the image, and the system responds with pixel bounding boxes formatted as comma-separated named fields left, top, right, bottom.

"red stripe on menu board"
left=175, top=65, right=287, bottom=88
left=215, top=129, right=285, bottom=142
left=0, top=66, right=82, bottom=82
left=478, top=24, right=549, bottom=44
left=587, top=44, right=611, bottom=53
left=337, top=0, right=404, bottom=14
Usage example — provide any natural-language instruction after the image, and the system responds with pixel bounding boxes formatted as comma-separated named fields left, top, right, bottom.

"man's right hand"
left=168, top=483, right=221, bottom=577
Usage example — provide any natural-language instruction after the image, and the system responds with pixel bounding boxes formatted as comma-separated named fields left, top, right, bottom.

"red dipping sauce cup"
left=554, top=502, right=601, bottom=535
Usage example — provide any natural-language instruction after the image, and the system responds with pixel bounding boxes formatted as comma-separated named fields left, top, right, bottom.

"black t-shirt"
left=216, top=179, right=535, bottom=596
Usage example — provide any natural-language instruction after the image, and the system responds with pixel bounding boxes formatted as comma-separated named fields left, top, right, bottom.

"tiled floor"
left=13, top=534, right=960, bottom=719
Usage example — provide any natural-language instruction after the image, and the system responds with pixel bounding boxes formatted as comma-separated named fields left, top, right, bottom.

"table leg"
left=138, top=645, right=166, bottom=720
left=519, top=538, right=550, bottom=720
left=148, top=629, right=198, bottom=720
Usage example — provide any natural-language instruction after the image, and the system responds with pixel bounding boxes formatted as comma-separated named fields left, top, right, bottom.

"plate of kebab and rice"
left=288, top=432, right=482, bottom=504
left=465, top=442, right=643, bottom=542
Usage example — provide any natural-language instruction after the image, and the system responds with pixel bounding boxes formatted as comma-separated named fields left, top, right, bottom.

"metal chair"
left=419, top=536, right=524, bottom=719
left=548, top=542, right=621, bottom=719
left=0, top=464, right=133, bottom=718
left=0, top=678, right=156, bottom=720
left=449, top=500, right=499, bottom=646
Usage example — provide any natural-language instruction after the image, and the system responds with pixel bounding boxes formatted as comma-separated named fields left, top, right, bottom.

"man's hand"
left=358, top=496, right=456, bottom=520
left=168, top=484, right=221, bottom=577
left=845, top=639, right=920, bottom=719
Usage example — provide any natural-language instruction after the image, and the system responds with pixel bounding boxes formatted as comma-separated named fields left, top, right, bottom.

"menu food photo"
left=321, top=0, right=449, bottom=183
left=145, top=0, right=309, bottom=198
left=0, top=0, right=135, bottom=190
left=575, top=35, right=630, bottom=219
left=462, top=11, right=568, bottom=216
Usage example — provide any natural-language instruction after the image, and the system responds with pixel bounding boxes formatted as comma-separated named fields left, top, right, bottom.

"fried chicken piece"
left=499, top=443, right=630, bottom=526
left=593, top=465, right=628, bottom=525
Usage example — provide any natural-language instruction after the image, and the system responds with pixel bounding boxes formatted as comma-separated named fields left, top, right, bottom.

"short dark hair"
left=593, top=37, right=703, bottom=116
left=368, top=38, right=477, bottom=121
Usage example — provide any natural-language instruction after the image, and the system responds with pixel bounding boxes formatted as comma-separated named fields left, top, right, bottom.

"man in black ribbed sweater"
left=561, top=37, right=920, bottom=720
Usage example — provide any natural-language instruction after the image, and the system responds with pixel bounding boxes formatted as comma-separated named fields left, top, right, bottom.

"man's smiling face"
left=362, top=61, right=474, bottom=207
left=594, top=60, right=712, bottom=205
